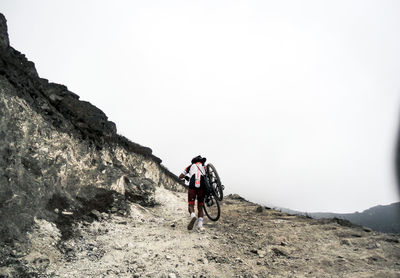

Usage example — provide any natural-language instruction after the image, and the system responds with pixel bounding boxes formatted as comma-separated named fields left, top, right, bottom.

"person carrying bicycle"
left=178, top=155, right=207, bottom=231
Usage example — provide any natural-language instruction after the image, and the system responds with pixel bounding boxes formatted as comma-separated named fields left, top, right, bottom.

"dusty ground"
left=12, top=187, right=400, bottom=278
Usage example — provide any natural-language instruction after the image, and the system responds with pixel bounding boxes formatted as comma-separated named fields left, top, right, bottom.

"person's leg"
left=188, top=205, right=195, bottom=215
left=197, top=188, right=205, bottom=229
left=197, top=188, right=205, bottom=218
left=187, top=188, right=197, bottom=230
left=188, top=188, right=196, bottom=216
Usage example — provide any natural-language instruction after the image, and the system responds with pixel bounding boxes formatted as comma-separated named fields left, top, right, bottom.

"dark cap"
left=191, top=155, right=207, bottom=164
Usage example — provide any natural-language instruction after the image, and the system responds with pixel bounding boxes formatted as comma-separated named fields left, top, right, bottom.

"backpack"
left=195, top=164, right=212, bottom=195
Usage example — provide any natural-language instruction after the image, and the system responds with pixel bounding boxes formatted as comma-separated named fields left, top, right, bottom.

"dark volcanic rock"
left=0, top=13, right=10, bottom=49
left=42, top=82, right=117, bottom=136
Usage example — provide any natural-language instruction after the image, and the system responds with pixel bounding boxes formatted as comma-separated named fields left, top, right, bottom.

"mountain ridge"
left=275, top=202, right=400, bottom=234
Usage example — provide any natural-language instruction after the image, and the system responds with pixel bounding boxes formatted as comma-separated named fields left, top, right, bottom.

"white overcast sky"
left=2, top=0, right=400, bottom=213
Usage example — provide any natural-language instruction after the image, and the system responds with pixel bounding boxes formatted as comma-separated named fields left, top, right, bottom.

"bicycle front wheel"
left=203, top=194, right=220, bottom=221
left=207, top=163, right=223, bottom=201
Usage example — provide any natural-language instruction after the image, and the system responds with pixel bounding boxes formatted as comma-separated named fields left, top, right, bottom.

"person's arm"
left=179, top=165, right=190, bottom=180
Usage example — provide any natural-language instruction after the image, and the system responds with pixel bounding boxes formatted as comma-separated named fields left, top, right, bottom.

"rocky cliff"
left=0, top=12, right=183, bottom=264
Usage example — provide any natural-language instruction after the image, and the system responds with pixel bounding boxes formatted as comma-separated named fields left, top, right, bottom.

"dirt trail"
left=40, top=187, right=400, bottom=278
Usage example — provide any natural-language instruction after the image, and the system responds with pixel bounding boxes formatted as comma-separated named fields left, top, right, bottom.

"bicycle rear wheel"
left=203, top=194, right=220, bottom=221
left=206, top=163, right=223, bottom=201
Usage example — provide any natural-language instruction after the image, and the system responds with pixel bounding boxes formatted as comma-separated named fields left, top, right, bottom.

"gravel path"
left=40, top=187, right=400, bottom=278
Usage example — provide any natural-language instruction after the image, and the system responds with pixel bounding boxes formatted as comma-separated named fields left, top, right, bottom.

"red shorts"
left=188, top=188, right=205, bottom=207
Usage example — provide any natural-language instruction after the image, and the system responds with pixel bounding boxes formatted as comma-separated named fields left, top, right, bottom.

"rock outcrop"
left=0, top=12, right=182, bottom=257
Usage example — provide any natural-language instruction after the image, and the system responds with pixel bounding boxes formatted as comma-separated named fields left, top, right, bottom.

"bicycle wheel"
left=206, top=163, right=223, bottom=201
left=203, top=194, right=220, bottom=221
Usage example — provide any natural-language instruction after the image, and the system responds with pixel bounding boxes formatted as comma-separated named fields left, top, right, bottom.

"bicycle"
left=203, top=163, right=225, bottom=221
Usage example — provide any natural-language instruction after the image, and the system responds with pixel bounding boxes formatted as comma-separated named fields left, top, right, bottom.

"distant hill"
left=276, top=202, right=400, bottom=234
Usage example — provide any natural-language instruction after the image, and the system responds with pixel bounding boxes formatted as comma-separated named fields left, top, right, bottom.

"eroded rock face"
left=0, top=13, right=183, bottom=251
left=0, top=14, right=9, bottom=49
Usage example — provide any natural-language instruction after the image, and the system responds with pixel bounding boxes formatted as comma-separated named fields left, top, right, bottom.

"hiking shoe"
left=187, top=216, right=197, bottom=230
left=197, top=226, right=205, bottom=233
